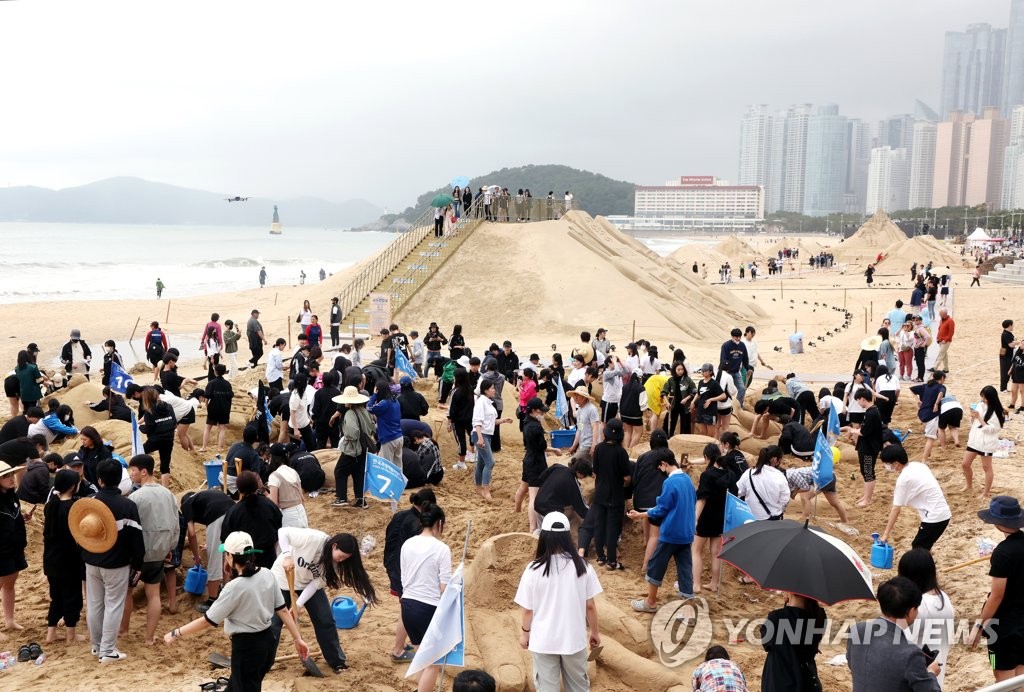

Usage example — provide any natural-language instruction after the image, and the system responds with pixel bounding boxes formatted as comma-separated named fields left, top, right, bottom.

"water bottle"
left=360, top=535, right=376, bottom=556
left=34, top=654, right=45, bottom=666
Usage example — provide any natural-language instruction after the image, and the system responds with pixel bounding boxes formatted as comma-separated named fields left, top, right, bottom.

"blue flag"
left=364, top=452, right=408, bottom=502
left=109, top=361, right=134, bottom=395
left=554, top=376, right=569, bottom=423
left=724, top=492, right=757, bottom=533
left=827, top=401, right=841, bottom=442
left=131, top=410, right=145, bottom=457
left=394, top=347, right=417, bottom=380
left=811, top=430, right=835, bottom=491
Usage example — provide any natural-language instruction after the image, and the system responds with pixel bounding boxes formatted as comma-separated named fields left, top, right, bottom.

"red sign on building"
left=678, top=176, right=716, bottom=186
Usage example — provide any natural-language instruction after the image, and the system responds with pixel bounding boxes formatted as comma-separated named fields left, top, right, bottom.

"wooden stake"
left=129, top=316, right=142, bottom=342
left=274, top=292, right=278, bottom=306
left=632, top=320, right=636, bottom=342
left=843, top=289, right=847, bottom=309
left=864, top=308, right=868, bottom=334
left=942, top=554, right=991, bottom=573
left=780, top=281, right=783, bottom=300
left=870, top=301, right=873, bottom=322
left=165, top=300, right=171, bottom=323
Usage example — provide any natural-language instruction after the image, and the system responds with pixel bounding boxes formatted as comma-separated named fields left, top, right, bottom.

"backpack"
left=441, top=360, right=456, bottom=384
left=147, top=329, right=165, bottom=357
left=353, top=410, right=379, bottom=456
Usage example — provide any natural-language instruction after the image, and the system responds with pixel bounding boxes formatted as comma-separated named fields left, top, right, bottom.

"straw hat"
left=860, top=335, right=882, bottom=351
left=0, top=461, right=19, bottom=478
left=332, top=386, right=369, bottom=405
left=69, top=498, right=118, bottom=554
left=566, top=385, right=595, bottom=402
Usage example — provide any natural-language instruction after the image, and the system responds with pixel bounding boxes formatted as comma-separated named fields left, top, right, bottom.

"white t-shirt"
left=640, top=357, right=661, bottom=375
left=939, top=396, right=962, bottom=414
left=400, top=534, right=452, bottom=606
left=736, top=466, right=790, bottom=520
left=514, top=554, right=603, bottom=655
left=819, top=394, right=844, bottom=416
left=845, top=381, right=868, bottom=414
left=742, top=337, right=759, bottom=367
left=716, top=371, right=737, bottom=411
left=272, top=527, right=329, bottom=593
left=904, top=589, right=954, bottom=687
left=289, top=387, right=314, bottom=428
left=566, top=366, right=586, bottom=388
left=299, top=309, right=312, bottom=328
left=892, top=462, right=951, bottom=523
left=472, top=395, right=498, bottom=435
left=624, top=354, right=640, bottom=375
left=266, top=349, right=284, bottom=382
left=876, top=373, right=900, bottom=394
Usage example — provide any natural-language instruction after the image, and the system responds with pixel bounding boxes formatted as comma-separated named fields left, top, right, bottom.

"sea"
left=635, top=235, right=715, bottom=256
left=0, top=222, right=395, bottom=303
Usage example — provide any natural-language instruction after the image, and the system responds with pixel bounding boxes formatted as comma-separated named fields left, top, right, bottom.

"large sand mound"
left=668, top=243, right=727, bottom=270
left=834, top=210, right=908, bottom=262
left=397, top=212, right=766, bottom=342
left=712, top=235, right=762, bottom=260
left=873, top=235, right=966, bottom=275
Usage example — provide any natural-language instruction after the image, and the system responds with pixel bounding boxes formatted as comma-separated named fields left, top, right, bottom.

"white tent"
left=966, top=228, right=1001, bottom=248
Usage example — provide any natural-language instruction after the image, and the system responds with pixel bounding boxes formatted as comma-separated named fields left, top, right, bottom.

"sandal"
left=738, top=575, right=756, bottom=585
left=596, top=558, right=607, bottom=567
left=630, top=598, right=658, bottom=613
left=17, top=645, right=31, bottom=662
left=606, top=562, right=625, bottom=571
left=391, top=650, right=415, bottom=663
left=28, top=642, right=43, bottom=659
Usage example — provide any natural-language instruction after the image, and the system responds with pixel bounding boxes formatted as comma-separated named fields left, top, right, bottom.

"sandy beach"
left=1, top=212, right=1020, bottom=691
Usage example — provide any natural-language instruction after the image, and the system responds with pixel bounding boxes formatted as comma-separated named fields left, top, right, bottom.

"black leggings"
left=451, top=420, right=472, bottom=456
left=592, top=503, right=625, bottom=565
left=491, top=422, right=501, bottom=453
left=144, top=437, right=174, bottom=474
left=1001, top=354, right=1013, bottom=391
left=796, top=390, right=817, bottom=426
left=664, top=404, right=691, bottom=436
left=858, top=452, right=876, bottom=483
left=876, top=395, right=896, bottom=425
left=438, top=380, right=454, bottom=405
left=914, top=347, right=927, bottom=380
left=334, top=453, right=365, bottom=502
left=296, top=424, right=316, bottom=452
left=912, top=519, right=949, bottom=550
left=46, top=571, right=83, bottom=627
left=601, top=401, right=619, bottom=423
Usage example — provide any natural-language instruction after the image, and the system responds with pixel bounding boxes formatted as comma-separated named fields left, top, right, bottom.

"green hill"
left=395, top=164, right=636, bottom=221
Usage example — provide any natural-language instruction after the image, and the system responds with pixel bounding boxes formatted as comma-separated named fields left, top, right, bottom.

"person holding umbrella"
left=759, top=592, right=826, bottom=691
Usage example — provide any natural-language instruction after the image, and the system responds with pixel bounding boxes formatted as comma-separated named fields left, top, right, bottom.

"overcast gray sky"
left=0, top=0, right=1011, bottom=209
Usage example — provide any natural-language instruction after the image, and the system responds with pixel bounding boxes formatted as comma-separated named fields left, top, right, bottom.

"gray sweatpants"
left=86, top=563, right=130, bottom=656
left=532, top=648, right=590, bottom=692
left=378, top=438, right=403, bottom=467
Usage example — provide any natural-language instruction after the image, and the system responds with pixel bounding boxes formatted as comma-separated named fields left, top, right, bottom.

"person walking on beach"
left=934, top=309, right=954, bottom=373
left=971, top=265, right=981, bottom=287
left=259, top=266, right=267, bottom=288
left=515, top=511, right=602, bottom=692
left=155, top=277, right=164, bottom=299
left=123, top=454, right=179, bottom=645
left=329, top=297, right=341, bottom=348
left=164, top=531, right=309, bottom=690
left=962, top=385, right=1006, bottom=497
left=1000, top=319, right=1017, bottom=393
left=247, top=309, right=267, bottom=368
left=81, top=459, right=145, bottom=663
left=144, top=322, right=168, bottom=382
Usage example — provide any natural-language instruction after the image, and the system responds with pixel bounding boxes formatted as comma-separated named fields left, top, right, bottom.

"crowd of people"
left=0, top=271, right=1022, bottom=690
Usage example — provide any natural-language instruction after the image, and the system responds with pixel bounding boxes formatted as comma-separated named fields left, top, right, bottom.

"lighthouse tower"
left=270, top=205, right=282, bottom=235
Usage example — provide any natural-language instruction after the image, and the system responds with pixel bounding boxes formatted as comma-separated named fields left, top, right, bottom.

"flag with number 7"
left=364, top=452, right=408, bottom=502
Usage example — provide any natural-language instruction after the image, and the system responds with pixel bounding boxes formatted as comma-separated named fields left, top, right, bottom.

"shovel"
left=208, top=652, right=231, bottom=669
left=286, top=566, right=324, bottom=678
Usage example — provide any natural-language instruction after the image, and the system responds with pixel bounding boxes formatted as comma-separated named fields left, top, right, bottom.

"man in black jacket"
left=534, top=458, right=593, bottom=522
left=83, top=459, right=145, bottom=663
left=220, top=471, right=281, bottom=570
left=777, top=416, right=814, bottom=460
left=0, top=406, right=43, bottom=444
left=495, top=341, right=520, bottom=386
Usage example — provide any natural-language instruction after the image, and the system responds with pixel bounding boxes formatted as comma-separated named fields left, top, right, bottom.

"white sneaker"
left=99, top=649, right=128, bottom=664
left=91, top=645, right=99, bottom=656
left=451, top=462, right=467, bottom=471
left=465, top=452, right=477, bottom=463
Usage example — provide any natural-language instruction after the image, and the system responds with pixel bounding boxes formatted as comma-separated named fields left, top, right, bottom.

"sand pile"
left=873, top=235, right=966, bottom=275
left=833, top=210, right=908, bottom=262
left=397, top=212, right=766, bottom=343
left=712, top=235, right=762, bottom=261
left=667, top=243, right=727, bottom=271
left=765, top=236, right=827, bottom=257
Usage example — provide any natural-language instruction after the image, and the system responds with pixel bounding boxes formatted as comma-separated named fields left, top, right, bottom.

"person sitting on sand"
left=164, top=531, right=309, bottom=691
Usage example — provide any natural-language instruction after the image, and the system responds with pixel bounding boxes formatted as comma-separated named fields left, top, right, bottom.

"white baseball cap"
left=219, top=531, right=256, bottom=555
left=541, top=511, right=571, bottom=533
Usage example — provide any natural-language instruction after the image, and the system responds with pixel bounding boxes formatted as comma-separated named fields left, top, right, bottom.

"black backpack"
left=354, top=410, right=380, bottom=456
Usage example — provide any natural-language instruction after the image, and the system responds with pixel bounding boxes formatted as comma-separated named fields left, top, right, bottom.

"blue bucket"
left=204, top=460, right=223, bottom=490
left=549, top=428, right=576, bottom=449
left=184, top=565, right=208, bottom=596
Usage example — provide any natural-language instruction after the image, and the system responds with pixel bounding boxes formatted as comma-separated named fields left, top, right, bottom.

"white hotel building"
left=608, top=176, right=765, bottom=233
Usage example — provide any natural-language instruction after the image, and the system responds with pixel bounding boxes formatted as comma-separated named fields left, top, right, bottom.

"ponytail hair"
left=755, top=445, right=782, bottom=474
left=420, top=503, right=446, bottom=529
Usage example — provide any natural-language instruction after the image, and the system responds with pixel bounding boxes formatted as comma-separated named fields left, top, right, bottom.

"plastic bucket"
left=789, top=333, right=804, bottom=355
left=204, top=461, right=223, bottom=490
left=550, top=429, right=577, bottom=449
left=184, top=565, right=208, bottom=595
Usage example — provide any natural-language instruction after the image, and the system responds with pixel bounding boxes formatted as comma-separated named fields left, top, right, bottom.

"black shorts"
left=0, top=553, right=28, bottom=577
left=148, top=351, right=164, bottom=367
left=938, top=409, right=962, bottom=429
left=140, top=560, right=166, bottom=585
left=4, top=375, right=18, bottom=398
left=206, top=410, right=230, bottom=426
left=400, top=598, right=437, bottom=646
left=1013, top=369, right=1024, bottom=385
left=966, top=445, right=992, bottom=456
left=522, top=460, right=547, bottom=487
left=695, top=409, right=716, bottom=425
left=621, top=415, right=643, bottom=427
left=178, top=409, right=196, bottom=425
left=848, top=411, right=865, bottom=425
left=988, top=632, right=1024, bottom=671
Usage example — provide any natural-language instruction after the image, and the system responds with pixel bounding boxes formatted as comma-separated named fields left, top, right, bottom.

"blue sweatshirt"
left=367, top=395, right=402, bottom=444
left=645, top=470, right=696, bottom=544
left=719, top=339, right=749, bottom=375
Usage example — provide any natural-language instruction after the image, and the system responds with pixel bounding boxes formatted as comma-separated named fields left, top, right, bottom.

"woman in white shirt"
left=271, top=528, right=377, bottom=674
left=400, top=504, right=452, bottom=692
left=298, top=300, right=313, bottom=329
left=736, top=446, right=790, bottom=522
left=898, top=548, right=954, bottom=688
left=715, top=368, right=737, bottom=438
left=639, top=345, right=661, bottom=380
left=289, top=373, right=316, bottom=453
left=623, top=342, right=640, bottom=377
left=961, top=386, right=1006, bottom=497
left=843, top=370, right=888, bottom=428
left=874, top=365, right=901, bottom=425
left=267, top=452, right=308, bottom=528
left=601, top=355, right=624, bottom=422
left=473, top=380, right=512, bottom=501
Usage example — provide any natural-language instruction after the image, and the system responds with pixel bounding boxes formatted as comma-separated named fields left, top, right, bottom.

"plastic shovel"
left=286, top=566, right=324, bottom=678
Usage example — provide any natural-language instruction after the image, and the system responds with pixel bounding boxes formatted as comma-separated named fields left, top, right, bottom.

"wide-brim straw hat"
left=0, top=461, right=19, bottom=478
left=566, top=385, right=595, bottom=402
left=333, top=385, right=369, bottom=405
left=69, top=497, right=118, bottom=554
left=860, top=335, right=882, bottom=351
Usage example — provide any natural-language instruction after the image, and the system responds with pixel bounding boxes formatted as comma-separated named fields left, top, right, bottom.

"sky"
left=0, top=0, right=1013, bottom=210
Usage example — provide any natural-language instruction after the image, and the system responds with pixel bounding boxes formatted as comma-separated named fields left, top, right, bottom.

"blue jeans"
left=645, top=540, right=693, bottom=598
left=474, top=433, right=494, bottom=486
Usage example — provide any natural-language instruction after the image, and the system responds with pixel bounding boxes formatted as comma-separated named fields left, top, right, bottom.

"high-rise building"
left=845, top=119, right=872, bottom=214
left=802, top=105, right=849, bottom=216
left=781, top=104, right=812, bottom=213
left=866, top=147, right=910, bottom=214
left=932, top=108, right=1008, bottom=208
left=908, top=122, right=937, bottom=209
left=738, top=105, right=774, bottom=188
left=1005, top=0, right=1024, bottom=114
left=940, top=23, right=1006, bottom=118
left=766, top=114, right=787, bottom=213
left=1002, top=106, right=1024, bottom=208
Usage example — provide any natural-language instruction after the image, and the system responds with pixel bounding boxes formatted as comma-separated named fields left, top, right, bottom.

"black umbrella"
left=718, top=519, right=875, bottom=606
left=255, top=381, right=270, bottom=445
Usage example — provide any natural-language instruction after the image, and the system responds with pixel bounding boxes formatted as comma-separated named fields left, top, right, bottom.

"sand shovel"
left=286, top=566, right=324, bottom=678
left=207, top=652, right=231, bottom=669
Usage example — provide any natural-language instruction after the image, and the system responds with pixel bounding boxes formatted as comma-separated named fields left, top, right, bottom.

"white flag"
left=406, top=562, right=465, bottom=677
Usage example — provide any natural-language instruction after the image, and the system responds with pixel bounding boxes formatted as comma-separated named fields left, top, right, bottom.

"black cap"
left=26, top=342, right=40, bottom=353
left=525, top=397, right=548, bottom=413
left=269, top=443, right=289, bottom=457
